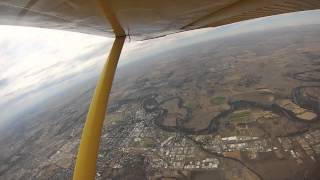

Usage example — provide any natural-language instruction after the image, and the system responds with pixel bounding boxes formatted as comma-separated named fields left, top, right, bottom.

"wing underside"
left=1, top=0, right=320, bottom=39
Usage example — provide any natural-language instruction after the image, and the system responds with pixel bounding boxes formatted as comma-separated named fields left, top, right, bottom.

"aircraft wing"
left=1, top=0, right=320, bottom=39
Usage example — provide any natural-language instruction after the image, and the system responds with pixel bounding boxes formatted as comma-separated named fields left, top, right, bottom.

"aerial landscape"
left=97, top=25, right=320, bottom=180
left=0, top=16, right=320, bottom=180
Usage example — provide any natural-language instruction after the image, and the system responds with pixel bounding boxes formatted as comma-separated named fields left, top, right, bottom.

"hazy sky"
left=0, top=10, right=320, bottom=124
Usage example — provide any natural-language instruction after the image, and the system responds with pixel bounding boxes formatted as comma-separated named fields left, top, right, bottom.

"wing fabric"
left=1, top=0, right=320, bottom=39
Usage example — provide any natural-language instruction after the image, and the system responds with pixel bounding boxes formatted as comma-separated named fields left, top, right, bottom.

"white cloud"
left=0, top=26, right=113, bottom=101
left=0, top=26, right=114, bottom=122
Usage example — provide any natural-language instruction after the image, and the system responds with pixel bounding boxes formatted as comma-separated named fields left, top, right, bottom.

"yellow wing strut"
left=73, top=36, right=125, bottom=180
left=73, top=0, right=126, bottom=179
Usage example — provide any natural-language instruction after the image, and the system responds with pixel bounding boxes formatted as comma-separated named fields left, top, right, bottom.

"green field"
left=228, top=110, right=251, bottom=123
left=210, top=96, right=226, bottom=105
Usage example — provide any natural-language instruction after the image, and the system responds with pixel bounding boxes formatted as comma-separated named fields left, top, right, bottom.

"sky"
left=0, top=10, right=320, bottom=124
